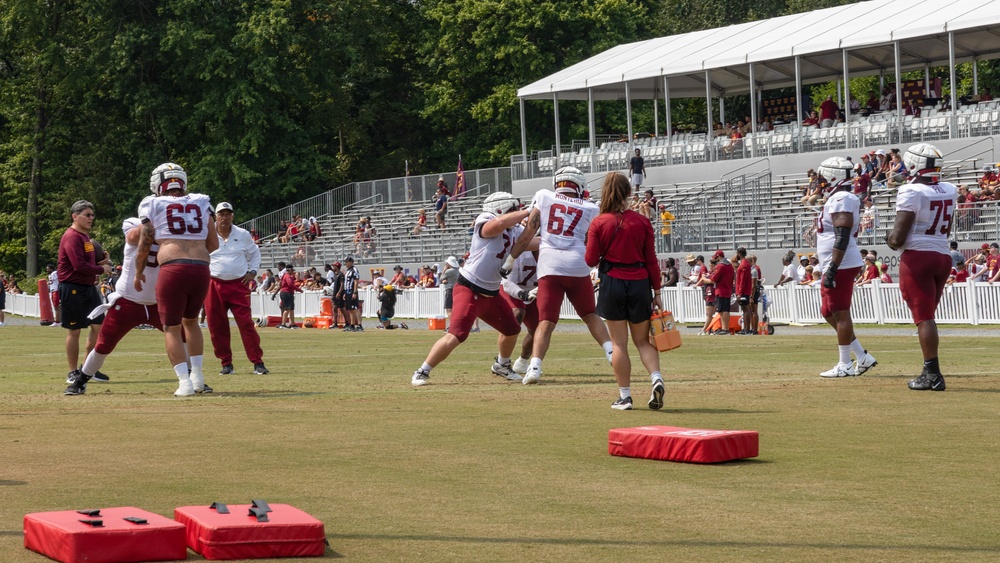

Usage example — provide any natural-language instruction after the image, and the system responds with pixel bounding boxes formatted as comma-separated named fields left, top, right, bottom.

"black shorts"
left=0, top=291, right=5, bottom=309
left=60, top=282, right=104, bottom=329
left=444, top=288, right=453, bottom=309
left=738, top=294, right=750, bottom=306
left=344, top=295, right=359, bottom=310
left=596, top=275, right=653, bottom=324
left=333, top=297, right=345, bottom=308
left=715, top=295, right=732, bottom=312
left=751, top=285, right=762, bottom=304
left=279, top=291, right=295, bottom=311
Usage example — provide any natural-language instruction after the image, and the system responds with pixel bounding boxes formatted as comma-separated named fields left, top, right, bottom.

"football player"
left=500, top=240, right=539, bottom=377
left=64, top=217, right=210, bottom=395
left=887, top=143, right=957, bottom=391
left=411, top=192, right=531, bottom=387
left=135, top=163, right=218, bottom=397
left=506, top=166, right=613, bottom=385
left=813, top=157, right=878, bottom=378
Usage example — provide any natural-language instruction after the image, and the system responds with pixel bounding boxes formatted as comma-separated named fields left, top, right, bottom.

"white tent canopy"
left=518, top=0, right=1000, bottom=101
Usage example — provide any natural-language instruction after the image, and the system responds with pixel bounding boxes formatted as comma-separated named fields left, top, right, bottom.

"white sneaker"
left=411, top=369, right=430, bottom=387
left=522, top=365, right=541, bottom=385
left=512, top=357, right=530, bottom=375
left=855, top=352, right=878, bottom=376
left=174, top=379, right=195, bottom=397
left=190, top=371, right=205, bottom=393
left=820, top=362, right=857, bottom=378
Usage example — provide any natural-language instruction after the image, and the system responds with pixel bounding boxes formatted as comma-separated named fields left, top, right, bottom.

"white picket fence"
left=8, top=282, right=1000, bottom=325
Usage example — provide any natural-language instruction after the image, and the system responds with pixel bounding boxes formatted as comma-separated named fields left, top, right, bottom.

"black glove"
left=823, top=264, right=838, bottom=289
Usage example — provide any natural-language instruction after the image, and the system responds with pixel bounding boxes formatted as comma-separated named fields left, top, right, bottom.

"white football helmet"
left=903, top=143, right=943, bottom=179
left=149, top=162, right=188, bottom=196
left=482, top=192, right=520, bottom=215
left=818, top=156, right=854, bottom=188
left=553, top=166, right=586, bottom=197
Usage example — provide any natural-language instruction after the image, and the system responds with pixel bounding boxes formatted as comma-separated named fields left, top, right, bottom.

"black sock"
left=923, top=357, right=940, bottom=374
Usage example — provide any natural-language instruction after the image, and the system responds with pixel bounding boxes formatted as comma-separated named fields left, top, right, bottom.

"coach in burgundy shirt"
left=57, top=200, right=112, bottom=379
left=735, top=248, right=753, bottom=334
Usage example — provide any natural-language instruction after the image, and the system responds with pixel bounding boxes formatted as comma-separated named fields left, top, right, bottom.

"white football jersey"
left=816, top=190, right=864, bottom=273
left=507, top=226, right=538, bottom=291
left=895, top=181, right=958, bottom=254
left=460, top=212, right=516, bottom=291
left=117, top=218, right=159, bottom=305
left=140, top=193, right=212, bottom=242
left=531, top=189, right=599, bottom=278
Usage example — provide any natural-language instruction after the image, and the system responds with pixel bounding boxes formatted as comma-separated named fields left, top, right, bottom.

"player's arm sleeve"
left=501, top=278, right=522, bottom=299
left=894, top=187, right=920, bottom=214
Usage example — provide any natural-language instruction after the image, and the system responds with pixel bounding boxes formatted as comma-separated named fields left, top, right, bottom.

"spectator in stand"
left=275, top=220, right=288, bottom=243
left=304, top=217, right=320, bottom=241
left=250, top=228, right=260, bottom=244
left=880, top=264, right=893, bottom=283
left=980, top=87, right=993, bottom=102
left=723, top=124, right=744, bottom=155
left=363, top=220, right=378, bottom=258
left=800, top=266, right=814, bottom=285
left=796, top=255, right=809, bottom=280
left=871, top=150, right=889, bottom=184
left=848, top=94, right=860, bottom=114
left=375, top=284, right=407, bottom=330
left=434, top=181, right=449, bottom=229
left=701, top=250, right=734, bottom=335
left=856, top=254, right=879, bottom=285
left=277, top=265, right=302, bottom=329
left=948, top=241, right=964, bottom=268
left=801, top=110, right=820, bottom=127
left=986, top=243, right=1000, bottom=279
left=977, top=166, right=998, bottom=197
left=417, top=265, right=437, bottom=288
left=389, top=265, right=406, bottom=287
left=774, top=252, right=800, bottom=287
left=734, top=248, right=753, bottom=334
left=861, top=153, right=876, bottom=177
left=969, top=253, right=988, bottom=281
left=819, top=95, right=839, bottom=128
left=865, top=91, right=879, bottom=113
left=800, top=169, right=827, bottom=206
left=905, top=99, right=922, bottom=117
left=584, top=171, right=663, bottom=410
left=879, top=86, right=894, bottom=111
left=440, top=256, right=460, bottom=323
left=658, top=204, right=676, bottom=252
left=412, top=209, right=427, bottom=236
left=629, top=148, right=646, bottom=189
left=637, top=189, right=657, bottom=220
left=853, top=164, right=872, bottom=201
left=886, top=152, right=909, bottom=189
left=661, top=257, right=678, bottom=287
left=860, top=198, right=879, bottom=243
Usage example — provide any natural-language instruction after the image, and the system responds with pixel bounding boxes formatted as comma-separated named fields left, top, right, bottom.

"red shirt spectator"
left=949, top=267, right=969, bottom=283
left=280, top=271, right=301, bottom=294
left=710, top=257, right=735, bottom=298
left=735, top=258, right=752, bottom=296
left=879, top=264, right=893, bottom=283
left=819, top=96, right=839, bottom=122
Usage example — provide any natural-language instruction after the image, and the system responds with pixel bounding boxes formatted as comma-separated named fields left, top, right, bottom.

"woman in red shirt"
left=856, top=254, right=880, bottom=285
left=585, top=172, right=663, bottom=411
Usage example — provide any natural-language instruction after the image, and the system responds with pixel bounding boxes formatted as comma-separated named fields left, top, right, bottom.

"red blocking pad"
left=23, top=507, right=187, bottom=563
left=174, top=504, right=325, bottom=560
left=609, top=426, right=759, bottom=463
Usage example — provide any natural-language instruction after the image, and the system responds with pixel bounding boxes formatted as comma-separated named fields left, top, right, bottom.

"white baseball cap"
left=216, top=202, right=234, bottom=213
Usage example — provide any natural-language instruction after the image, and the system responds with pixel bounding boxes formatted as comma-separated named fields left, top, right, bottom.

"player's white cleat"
left=855, top=352, right=878, bottom=376
left=174, top=379, right=195, bottom=397
left=522, top=365, right=541, bottom=385
left=512, top=357, right=530, bottom=375
left=411, top=369, right=430, bottom=387
left=820, top=362, right=857, bottom=378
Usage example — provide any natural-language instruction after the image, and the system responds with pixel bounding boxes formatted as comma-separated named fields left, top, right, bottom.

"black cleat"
left=253, top=363, right=269, bottom=375
left=908, top=371, right=946, bottom=391
left=66, top=370, right=81, bottom=384
left=91, top=371, right=110, bottom=383
left=219, top=364, right=234, bottom=375
left=611, top=396, right=633, bottom=410
left=64, top=381, right=87, bottom=396
left=200, top=383, right=214, bottom=394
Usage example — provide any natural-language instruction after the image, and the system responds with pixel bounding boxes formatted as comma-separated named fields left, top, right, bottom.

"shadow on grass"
left=659, top=408, right=775, bottom=415
left=326, top=532, right=1000, bottom=553
left=0, top=480, right=27, bottom=486
left=211, top=391, right=330, bottom=399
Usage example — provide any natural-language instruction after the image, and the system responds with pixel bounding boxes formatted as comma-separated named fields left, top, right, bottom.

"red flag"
left=454, top=156, right=466, bottom=199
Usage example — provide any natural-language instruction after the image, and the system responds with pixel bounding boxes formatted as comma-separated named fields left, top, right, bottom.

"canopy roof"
left=518, top=0, right=1000, bottom=101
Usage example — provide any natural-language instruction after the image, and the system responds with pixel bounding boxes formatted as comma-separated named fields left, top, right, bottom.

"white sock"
left=498, top=356, right=510, bottom=364
left=651, top=371, right=663, bottom=384
left=190, top=355, right=204, bottom=377
left=619, top=387, right=631, bottom=399
left=174, top=363, right=189, bottom=380
left=420, top=362, right=433, bottom=373
left=602, top=341, right=613, bottom=355
left=81, top=351, right=107, bottom=377
left=838, top=345, right=851, bottom=365
left=529, top=357, right=542, bottom=369
left=850, top=339, right=866, bottom=358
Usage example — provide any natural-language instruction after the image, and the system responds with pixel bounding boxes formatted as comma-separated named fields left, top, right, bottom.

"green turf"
left=2, top=326, right=998, bottom=562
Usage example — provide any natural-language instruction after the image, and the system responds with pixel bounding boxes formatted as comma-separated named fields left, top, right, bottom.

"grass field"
left=2, top=323, right=998, bottom=562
